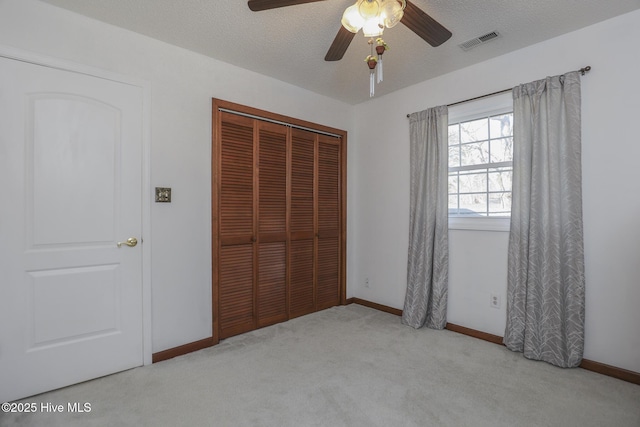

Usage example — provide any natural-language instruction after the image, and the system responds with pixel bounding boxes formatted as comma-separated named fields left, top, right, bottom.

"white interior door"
left=0, top=56, right=144, bottom=402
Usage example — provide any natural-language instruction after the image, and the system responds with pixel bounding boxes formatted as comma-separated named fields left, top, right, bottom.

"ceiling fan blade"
left=325, top=26, right=356, bottom=61
left=248, top=0, right=326, bottom=12
left=401, top=0, right=452, bottom=47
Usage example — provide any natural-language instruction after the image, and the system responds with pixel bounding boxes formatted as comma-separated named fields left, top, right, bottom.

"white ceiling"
left=38, top=0, right=640, bottom=105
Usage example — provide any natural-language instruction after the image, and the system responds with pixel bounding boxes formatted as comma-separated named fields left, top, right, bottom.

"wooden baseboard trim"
left=445, top=323, right=640, bottom=385
left=350, top=298, right=403, bottom=317
left=579, top=358, right=640, bottom=385
left=152, top=337, right=215, bottom=363
left=445, top=323, right=504, bottom=346
left=350, top=299, right=639, bottom=386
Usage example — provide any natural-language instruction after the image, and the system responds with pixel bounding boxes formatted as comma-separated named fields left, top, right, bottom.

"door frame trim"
left=0, top=44, right=153, bottom=366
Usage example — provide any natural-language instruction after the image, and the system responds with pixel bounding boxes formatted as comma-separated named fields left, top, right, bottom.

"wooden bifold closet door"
left=212, top=99, right=346, bottom=342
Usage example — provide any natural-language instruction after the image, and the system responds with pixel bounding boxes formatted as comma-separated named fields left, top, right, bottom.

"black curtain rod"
left=406, top=66, right=591, bottom=118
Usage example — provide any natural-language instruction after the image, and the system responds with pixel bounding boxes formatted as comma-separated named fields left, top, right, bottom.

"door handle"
left=117, top=237, right=138, bottom=248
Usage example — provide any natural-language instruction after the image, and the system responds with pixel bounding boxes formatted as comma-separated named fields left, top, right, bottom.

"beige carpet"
left=2, top=304, right=639, bottom=426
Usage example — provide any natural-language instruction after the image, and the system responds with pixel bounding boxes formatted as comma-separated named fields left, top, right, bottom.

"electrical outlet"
left=490, top=293, right=501, bottom=309
left=364, top=277, right=370, bottom=288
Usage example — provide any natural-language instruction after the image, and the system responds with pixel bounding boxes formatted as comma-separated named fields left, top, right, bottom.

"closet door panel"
left=290, top=239, right=314, bottom=318
left=258, top=123, right=287, bottom=236
left=220, top=113, right=254, bottom=242
left=257, top=242, right=287, bottom=327
left=317, top=237, right=339, bottom=310
left=219, top=244, right=254, bottom=338
left=317, top=136, right=341, bottom=309
left=290, top=129, right=316, bottom=317
left=257, top=122, right=288, bottom=325
left=318, top=137, right=340, bottom=236
left=290, top=129, right=315, bottom=237
left=218, top=113, right=255, bottom=338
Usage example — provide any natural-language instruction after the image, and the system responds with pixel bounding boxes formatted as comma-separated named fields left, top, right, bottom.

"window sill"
left=448, top=217, right=510, bottom=232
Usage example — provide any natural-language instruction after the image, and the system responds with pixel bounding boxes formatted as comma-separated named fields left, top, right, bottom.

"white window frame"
left=448, top=92, right=513, bottom=232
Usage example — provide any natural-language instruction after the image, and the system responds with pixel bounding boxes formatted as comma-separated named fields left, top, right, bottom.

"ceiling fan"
left=247, top=0, right=452, bottom=61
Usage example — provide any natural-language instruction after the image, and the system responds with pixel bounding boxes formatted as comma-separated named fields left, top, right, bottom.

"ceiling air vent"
left=459, top=31, right=501, bottom=51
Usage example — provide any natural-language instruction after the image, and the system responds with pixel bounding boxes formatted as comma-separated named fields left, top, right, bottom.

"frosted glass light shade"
left=381, top=0, right=404, bottom=28
left=362, top=17, right=384, bottom=37
left=341, top=4, right=365, bottom=33
left=358, top=0, right=380, bottom=20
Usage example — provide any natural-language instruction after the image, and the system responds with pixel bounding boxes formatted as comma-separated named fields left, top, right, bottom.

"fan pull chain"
left=375, top=38, right=386, bottom=84
left=365, top=38, right=388, bottom=97
left=366, top=38, right=377, bottom=97
left=370, top=71, right=375, bottom=97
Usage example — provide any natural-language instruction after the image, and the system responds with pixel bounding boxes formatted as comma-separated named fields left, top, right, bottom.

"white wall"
left=0, top=0, right=356, bottom=353
left=352, top=10, right=640, bottom=373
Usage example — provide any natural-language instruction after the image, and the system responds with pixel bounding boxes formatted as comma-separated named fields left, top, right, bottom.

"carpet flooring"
left=2, top=304, right=639, bottom=426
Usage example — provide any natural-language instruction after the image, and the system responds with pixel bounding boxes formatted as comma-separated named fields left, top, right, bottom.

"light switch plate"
left=155, top=187, right=171, bottom=202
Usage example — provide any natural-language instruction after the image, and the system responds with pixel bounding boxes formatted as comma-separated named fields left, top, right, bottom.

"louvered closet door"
left=214, top=99, right=345, bottom=341
left=257, top=122, right=288, bottom=327
left=317, top=135, right=341, bottom=310
left=289, top=129, right=316, bottom=318
left=218, top=113, right=255, bottom=339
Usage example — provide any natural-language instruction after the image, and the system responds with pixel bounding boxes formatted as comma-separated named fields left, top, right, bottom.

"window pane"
left=490, top=114, right=513, bottom=138
left=459, top=193, right=487, bottom=216
left=448, top=110, right=513, bottom=220
left=448, top=146, right=460, bottom=168
left=448, top=195, right=459, bottom=212
left=448, top=125, right=460, bottom=145
left=488, top=169, right=512, bottom=192
left=488, top=192, right=512, bottom=215
left=460, top=141, right=489, bottom=166
left=459, top=172, right=487, bottom=193
left=448, top=174, right=459, bottom=194
left=490, top=137, right=513, bottom=163
left=460, top=118, right=488, bottom=143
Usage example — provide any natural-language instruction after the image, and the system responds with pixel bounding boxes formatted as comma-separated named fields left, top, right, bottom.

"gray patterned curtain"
left=402, top=106, right=449, bottom=330
left=504, top=72, right=585, bottom=368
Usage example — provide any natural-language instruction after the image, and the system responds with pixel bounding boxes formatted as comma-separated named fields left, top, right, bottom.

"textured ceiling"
left=38, top=0, right=640, bottom=104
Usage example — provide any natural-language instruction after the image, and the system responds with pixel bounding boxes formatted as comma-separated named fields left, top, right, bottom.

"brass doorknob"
left=117, top=237, right=138, bottom=248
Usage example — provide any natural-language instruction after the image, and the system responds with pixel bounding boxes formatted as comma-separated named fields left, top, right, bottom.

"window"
left=447, top=93, right=513, bottom=231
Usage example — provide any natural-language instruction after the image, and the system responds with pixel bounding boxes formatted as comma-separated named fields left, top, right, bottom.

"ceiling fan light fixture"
left=341, top=4, right=365, bottom=33
left=342, top=0, right=407, bottom=35
left=329, top=0, right=447, bottom=96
